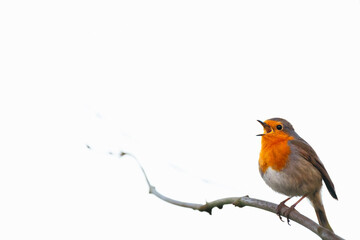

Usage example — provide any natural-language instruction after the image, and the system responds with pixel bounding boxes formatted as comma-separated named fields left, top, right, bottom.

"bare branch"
left=120, top=152, right=344, bottom=240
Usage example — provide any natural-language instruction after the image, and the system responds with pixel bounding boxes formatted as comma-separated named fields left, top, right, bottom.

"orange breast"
left=259, top=136, right=293, bottom=173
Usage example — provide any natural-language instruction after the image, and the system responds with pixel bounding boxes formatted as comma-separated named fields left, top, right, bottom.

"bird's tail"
left=309, top=191, right=333, bottom=232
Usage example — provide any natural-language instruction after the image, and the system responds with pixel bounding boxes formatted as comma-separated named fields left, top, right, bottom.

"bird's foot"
left=281, top=195, right=307, bottom=225
left=276, top=202, right=287, bottom=222
left=283, top=205, right=296, bottom=225
left=276, top=197, right=291, bottom=222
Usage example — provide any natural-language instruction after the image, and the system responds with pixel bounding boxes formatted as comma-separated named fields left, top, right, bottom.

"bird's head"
left=257, top=118, right=296, bottom=141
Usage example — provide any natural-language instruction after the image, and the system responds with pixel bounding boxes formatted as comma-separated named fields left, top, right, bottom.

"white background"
left=1, top=0, right=359, bottom=239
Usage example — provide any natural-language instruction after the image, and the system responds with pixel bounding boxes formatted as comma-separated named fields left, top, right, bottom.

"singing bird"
left=257, top=118, right=337, bottom=232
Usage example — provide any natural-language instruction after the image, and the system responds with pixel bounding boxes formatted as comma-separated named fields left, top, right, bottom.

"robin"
left=257, top=118, right=338, bottom=232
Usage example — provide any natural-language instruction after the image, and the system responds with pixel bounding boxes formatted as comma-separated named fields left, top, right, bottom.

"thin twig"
left=120, top=152, right=344, bottom=240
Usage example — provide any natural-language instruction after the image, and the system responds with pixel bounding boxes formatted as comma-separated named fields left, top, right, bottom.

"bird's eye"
left=276, top=125, right=283, bottom=130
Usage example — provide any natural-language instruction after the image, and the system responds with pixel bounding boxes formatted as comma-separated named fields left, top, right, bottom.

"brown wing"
left=290, top=139, right=338, bottom=200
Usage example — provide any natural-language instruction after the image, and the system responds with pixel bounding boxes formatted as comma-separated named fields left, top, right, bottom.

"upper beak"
left=257, top=120, right=272, bottom=136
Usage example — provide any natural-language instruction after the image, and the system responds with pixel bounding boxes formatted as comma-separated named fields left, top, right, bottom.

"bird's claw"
left=276, top=202, right=287, bottom=222
left=283, top=206, right=296, bottom=226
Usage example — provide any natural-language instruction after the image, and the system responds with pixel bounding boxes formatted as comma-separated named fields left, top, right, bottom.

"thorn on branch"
left=205, top=208, right=212, bottom=215
left=149, top=185, right=156, bottom=194
left=233, top=195, right=249, bottom=208
left=233, top=200, right=245, bottom=208
left=199, top=203, right=213, bottom=215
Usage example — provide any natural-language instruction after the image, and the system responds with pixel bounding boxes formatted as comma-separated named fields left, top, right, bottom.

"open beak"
left=257, top=120, right=272, bottom=136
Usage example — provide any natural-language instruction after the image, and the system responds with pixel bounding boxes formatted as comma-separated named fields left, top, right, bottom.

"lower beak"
left=257, top=120, right=272, bottom=136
